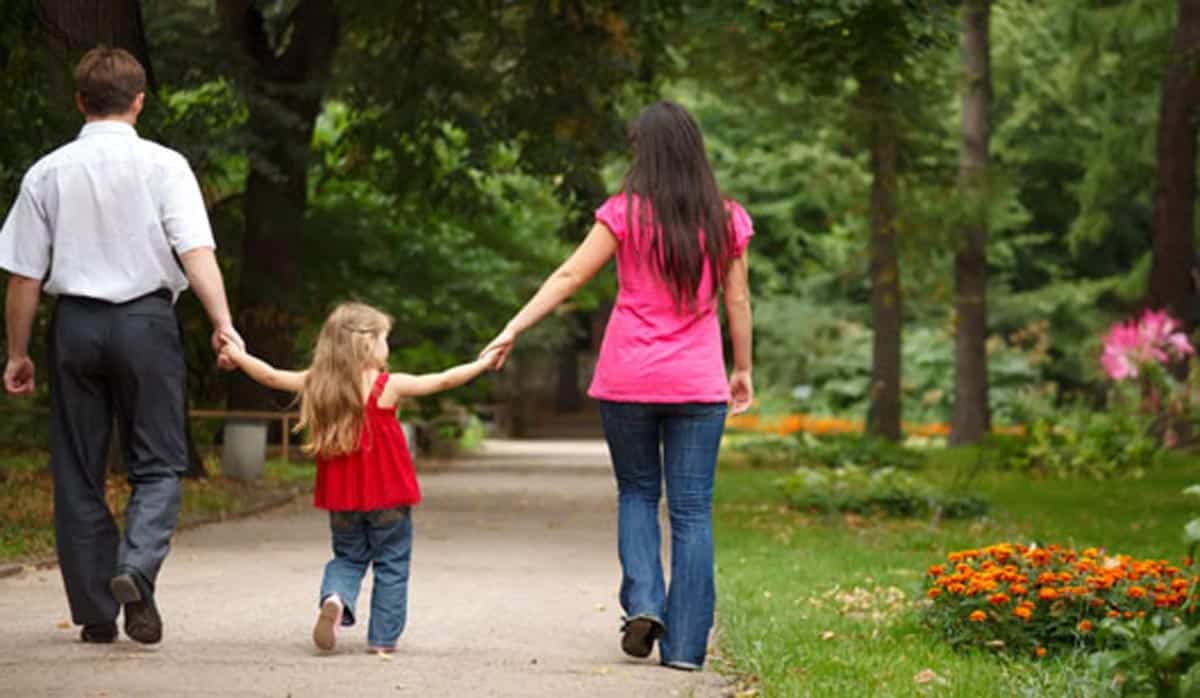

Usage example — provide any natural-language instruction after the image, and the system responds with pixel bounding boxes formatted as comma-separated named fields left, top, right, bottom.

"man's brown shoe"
left=110, top=573, right=162, bottom=645
left=80, top=622, right=118, bottom=643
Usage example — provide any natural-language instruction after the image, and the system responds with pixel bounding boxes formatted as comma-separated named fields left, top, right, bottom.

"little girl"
left=220, top=301, right=498, bottom=653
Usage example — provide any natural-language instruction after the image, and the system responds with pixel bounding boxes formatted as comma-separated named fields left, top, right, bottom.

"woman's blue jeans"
left=598, top=401, right=727, bottom=668
left=319, top=506, right=413, bottom=648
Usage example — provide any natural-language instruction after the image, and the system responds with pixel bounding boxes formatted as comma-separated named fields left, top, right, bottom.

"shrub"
left=778, top=466, right=987, bottom=519
left=997, top=408, right=1162, bottom=479
left=924, top=543, right=1193, bottom=658
left=798, top=434, right=927, bottom=471
left=1086, top=484, right=1200, bottom=696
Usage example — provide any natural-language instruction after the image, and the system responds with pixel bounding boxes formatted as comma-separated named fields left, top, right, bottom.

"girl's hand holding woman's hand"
left=480, top=326, right=518, bottom=370
left=729, top=369, right=753, bottom=415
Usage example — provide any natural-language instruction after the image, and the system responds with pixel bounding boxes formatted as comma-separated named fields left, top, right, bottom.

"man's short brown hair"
left=74, top=47, right=146, bottom=116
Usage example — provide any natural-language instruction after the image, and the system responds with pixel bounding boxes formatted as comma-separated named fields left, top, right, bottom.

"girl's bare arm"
left=221, top=343, right=307, bottom=393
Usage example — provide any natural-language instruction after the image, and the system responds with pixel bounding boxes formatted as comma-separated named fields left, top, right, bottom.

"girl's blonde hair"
left=296, top=302, right=393, bottom=458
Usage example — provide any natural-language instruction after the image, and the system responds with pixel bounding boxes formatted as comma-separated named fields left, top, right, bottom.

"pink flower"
left=1101, top=309, right=1194, bottom=382
left=1102, top=321, right=1143, bottom=381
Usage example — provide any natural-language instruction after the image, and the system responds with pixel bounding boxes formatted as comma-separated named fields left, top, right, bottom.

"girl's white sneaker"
left=313, top=595, right=343, bottom=651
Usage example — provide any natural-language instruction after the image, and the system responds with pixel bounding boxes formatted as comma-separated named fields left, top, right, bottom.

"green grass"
left=711, top=454, right=1200, bottom=696
left=0, top=455, right=315, bottom=562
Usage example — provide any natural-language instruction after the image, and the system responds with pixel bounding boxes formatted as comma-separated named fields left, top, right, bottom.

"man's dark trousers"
left=48, top=291, right=186, bottom=626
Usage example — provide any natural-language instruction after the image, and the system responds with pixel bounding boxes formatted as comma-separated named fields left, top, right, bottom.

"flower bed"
left=924, top=543, right=1196, bottom=656
left=727, top=412, right=1025, bottom=438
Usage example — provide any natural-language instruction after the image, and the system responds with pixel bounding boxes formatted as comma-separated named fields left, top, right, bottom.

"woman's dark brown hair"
left=623, top=100, right=730, bottom=311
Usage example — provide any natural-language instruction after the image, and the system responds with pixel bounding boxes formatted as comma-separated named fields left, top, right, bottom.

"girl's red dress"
left=313, top=372, right=421, bottom=511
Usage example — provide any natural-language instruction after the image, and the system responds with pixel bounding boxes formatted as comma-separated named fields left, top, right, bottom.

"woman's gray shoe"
left=620, top=617, right=662, bottom=658
left=110, top=573, right=162, bottom=645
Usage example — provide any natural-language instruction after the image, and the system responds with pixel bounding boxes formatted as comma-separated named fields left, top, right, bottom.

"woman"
left=483, top=100, right=753, bottom=671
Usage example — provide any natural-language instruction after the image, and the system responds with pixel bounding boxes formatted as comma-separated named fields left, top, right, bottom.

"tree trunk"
left=39, top=1, right=207, bottom=477
left=951, top=0, right=992, bottom=446
left=862, top=76, right=903, bottom=442
left=40, top=0, right=156, bottom=136
left=1150, top=0, right=1200, bottom=330
left=217, top=0, right=338, bottom=411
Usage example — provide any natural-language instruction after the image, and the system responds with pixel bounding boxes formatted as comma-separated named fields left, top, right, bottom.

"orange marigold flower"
left=1010, top=584, right=1028, bottom=596
left=928, top=565, right=945, bottom=577
left=1127, top=586, right=1148, bottom=599
left=988, top=593, right=1011, bottom=606
left=947, top=583, right=966, bottom=595
left=969, top=610, right=987, bottom=623
left=1038, top=587, right=1059, bottom=601
left=1078, top=620, right=1094, bottom=633
left=1036, top=646, right=1047, bottom=658
left=1013, top=606, right=1033, bottom=621
left=1171, top=579, right=1190, bottom=591
left=1124, top=611, right=1136, bottom=619
left=928, top=589, right=942, bottom=600
left=1106, top=610, right=1120, bottom=619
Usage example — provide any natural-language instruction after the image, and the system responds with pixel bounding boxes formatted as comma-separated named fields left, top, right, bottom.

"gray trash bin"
left=401, top=421, right=418, bottom=458
left=223, top=419, right=267, bottom=480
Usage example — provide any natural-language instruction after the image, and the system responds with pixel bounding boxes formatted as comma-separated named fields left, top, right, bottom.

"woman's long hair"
left=623, top=100, right=731, bottom=311
left=296, top=302, right=393, bottom=458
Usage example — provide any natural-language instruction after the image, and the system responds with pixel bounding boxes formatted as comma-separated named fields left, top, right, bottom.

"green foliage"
left=1090, top=615, right=1200, bottom=697
left=778, top=465, right=988, bottom=519
left=754, top=295, right=1044, bottom=424
left=999, top=407, right=1162, bottom=480
left=1087, top=485, right=1200, bottom=697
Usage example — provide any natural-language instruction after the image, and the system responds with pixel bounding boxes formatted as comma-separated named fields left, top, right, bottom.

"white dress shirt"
left=0, top=120, right=216, bottom=303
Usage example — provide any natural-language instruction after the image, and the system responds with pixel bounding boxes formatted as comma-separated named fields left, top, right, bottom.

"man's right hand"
left=4, top=355, right=35, bottom=395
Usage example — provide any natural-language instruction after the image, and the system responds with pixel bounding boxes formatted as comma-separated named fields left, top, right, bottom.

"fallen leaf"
left=56, top=621, right=70, bottom=630
left=592, top=666, right=612, bottom=675
left=819, top=631, right=835, bottom=641
left=594, top=603, right=606, bottom=612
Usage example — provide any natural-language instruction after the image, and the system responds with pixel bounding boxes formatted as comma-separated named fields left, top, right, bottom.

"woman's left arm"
left=482, top=222, right=617, bottom=367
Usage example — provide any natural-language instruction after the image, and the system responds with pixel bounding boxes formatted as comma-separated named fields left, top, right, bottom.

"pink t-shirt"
left=588, top=193, right=754, bottom=404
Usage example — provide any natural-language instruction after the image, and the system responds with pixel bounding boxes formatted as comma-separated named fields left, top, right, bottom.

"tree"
left=1149, top=0, right=1200, bottom=331
left=951, top=0, right=992, bottom=445
left=736, top=0, right=955, bottom=440
left=30, top=0, right=209, bottom=475
left=216, top=0, right=339, bottom=411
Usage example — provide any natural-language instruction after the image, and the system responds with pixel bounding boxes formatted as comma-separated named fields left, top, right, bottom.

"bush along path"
left=0, top=440, right=725, bottom=698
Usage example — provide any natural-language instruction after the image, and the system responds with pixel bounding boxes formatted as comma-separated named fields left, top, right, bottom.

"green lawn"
left=711, top=452, right=1200, bottom=697
left=0, top=454, right=315, bottom=562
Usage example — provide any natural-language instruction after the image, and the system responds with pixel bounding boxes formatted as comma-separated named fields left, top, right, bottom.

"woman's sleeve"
left=728, top=201, right=754, bottom=257
left=594, top=194, right=627, bottom=242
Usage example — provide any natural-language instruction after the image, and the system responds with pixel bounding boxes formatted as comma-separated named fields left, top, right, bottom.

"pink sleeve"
left=727, top=201, right=754, bottom=257
left=595, top=194, right=628, bottom=242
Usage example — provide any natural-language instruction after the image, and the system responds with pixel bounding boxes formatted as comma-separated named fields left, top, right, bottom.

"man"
left=0, top=47, right=241, bottom=645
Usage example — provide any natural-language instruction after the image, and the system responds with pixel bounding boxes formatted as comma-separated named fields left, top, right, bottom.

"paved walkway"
left=0, top=440, right=727, bottom=697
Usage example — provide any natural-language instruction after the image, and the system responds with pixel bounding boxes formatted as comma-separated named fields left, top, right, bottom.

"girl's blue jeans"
left=319, top=506, right=413, bottom=648
left=598, top=400, right=727, bottom=668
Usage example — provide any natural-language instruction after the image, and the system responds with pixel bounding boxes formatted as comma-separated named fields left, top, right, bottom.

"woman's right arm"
left=481, top=222, right=618, bottom=367
left=724, top=254, right=754, bottom=414
left=221, top=341, right=307, bottom=393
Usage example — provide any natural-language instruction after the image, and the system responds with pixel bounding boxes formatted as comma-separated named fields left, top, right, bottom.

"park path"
left=0, top=440, right=727, bottom=698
